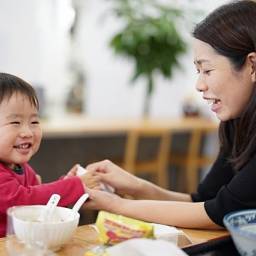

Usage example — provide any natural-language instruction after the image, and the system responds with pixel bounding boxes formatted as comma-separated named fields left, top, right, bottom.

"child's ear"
left=247, top=52, right=256, bottom=82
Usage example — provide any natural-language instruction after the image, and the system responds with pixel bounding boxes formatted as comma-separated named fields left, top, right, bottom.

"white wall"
left=0, top=0, right=71, bottom=116
left=0, top=0, right=227, bottom=119
left=80, top=0, right=228, bottom=118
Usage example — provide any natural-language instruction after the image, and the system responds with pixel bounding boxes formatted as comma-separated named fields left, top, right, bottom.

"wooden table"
left=0, top=224, right=229, bottom=256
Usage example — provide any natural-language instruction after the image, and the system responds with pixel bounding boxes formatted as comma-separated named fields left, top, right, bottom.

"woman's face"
left=193, top=39, right=255, bottom=121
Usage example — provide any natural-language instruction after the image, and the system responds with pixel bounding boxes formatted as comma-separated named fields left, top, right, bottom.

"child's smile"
left=13, top=142, right=33, bottom=154
left=0, top=93, right=42, bottom=167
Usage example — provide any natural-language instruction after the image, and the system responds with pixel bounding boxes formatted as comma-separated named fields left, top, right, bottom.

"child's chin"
left=14, top=159, right=29, bottom=165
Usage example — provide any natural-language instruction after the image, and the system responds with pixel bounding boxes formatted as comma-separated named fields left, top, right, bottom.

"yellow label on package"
left=84, top=251, right=109, bottom=256
left=96, top=211, right=154, bottom=245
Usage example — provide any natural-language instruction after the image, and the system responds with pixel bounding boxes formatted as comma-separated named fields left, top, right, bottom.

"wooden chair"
left=121, top=118, right=218, bottom=192
left=169, top=128, right=217, bottom=193
left=122, top=129, right=171, bottom=188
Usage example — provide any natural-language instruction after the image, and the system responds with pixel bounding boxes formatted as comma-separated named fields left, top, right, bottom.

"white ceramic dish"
left=8, top=205, right=79, bottom=251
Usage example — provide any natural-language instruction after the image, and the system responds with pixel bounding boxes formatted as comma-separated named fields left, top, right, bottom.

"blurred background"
left=0, top=0, right=227, bottom=222
left=0, top=0, right=227, bottom=118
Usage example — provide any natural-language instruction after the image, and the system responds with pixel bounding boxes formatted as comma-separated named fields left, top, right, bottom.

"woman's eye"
left=31, top=121, right=40, bottom=124
left=203, top=70, right=213, bottom=75
left=10, top=121, right=20, bottom=125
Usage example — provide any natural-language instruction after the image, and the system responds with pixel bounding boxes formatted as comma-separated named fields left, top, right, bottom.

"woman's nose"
left=196, top=76, right=208, bottom=92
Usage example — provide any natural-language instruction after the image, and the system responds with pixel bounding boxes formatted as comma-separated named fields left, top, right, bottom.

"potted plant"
left=109, top=0, right=187, bottom=116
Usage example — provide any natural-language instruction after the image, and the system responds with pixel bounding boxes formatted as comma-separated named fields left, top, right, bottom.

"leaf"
left=109, top=1, right=187, bottom=96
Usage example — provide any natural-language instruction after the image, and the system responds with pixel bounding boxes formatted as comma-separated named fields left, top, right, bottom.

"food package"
left=95, top=211, right=154, bottom=245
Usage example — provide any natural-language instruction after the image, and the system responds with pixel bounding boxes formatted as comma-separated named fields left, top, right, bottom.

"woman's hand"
left=86, top=160, right=143, bottom=197
left=83, top=188, right=122, bottom=212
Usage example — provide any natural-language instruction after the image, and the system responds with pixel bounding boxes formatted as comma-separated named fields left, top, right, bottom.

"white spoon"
left=69, top=193, right=89, bottom=219
left=38, top=194, right=61, bottom=222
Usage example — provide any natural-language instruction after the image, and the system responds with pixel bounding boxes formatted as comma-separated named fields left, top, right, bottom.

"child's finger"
left=67, top=164, right=79, bottom=177
left=36, top=174, right=42, bottom=184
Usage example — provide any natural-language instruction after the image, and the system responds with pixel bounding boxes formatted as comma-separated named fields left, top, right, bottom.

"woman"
left=84, top=0, right=256, bottom=229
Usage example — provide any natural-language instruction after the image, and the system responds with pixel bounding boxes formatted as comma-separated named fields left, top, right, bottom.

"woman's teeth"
left=207, top=99, right=220, bottom=105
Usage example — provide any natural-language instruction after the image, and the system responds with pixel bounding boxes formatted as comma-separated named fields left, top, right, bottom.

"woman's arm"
left=86, top=189, right=221, bottom=229
left=135, top=178, right=192, bottom=201
left=86, top=160, right=191, bottom=202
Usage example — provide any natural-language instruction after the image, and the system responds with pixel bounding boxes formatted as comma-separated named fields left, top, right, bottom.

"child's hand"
left=86, top=160, right=142, bottom=196
left=65, top=164, right=79, bottom=178
left=79, top=169, right=101, bottom=190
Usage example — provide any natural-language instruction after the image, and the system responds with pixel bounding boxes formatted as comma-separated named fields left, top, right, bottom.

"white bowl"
left=7, top=205, right=79, bottom=251
left=223, top=209, right=256, bottom=256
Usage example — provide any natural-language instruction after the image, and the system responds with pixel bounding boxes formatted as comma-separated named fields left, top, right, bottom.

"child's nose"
left=19, top=125, right=33, bottom=137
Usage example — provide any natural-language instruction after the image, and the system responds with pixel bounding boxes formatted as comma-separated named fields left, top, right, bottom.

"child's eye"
left=31, top=121, right=40, bottom=124
left=10, top=121, right=20, bottom=125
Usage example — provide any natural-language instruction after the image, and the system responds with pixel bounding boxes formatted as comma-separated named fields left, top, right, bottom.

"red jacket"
left=0, top=163, right=85, bottom=237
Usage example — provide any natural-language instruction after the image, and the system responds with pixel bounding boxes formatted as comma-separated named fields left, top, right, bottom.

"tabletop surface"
left=0, top=224, right=229, bottom=256
left=41, top=116, right=218, bottom=137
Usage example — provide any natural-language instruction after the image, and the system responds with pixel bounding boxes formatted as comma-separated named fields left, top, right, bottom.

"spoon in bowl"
left=69, top=193, right=89, bottom=219
left=38, top=194, right=61, bottom=222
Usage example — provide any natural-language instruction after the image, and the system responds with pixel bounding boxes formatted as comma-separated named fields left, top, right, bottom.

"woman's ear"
left=247, top=52, right=256, bottom=82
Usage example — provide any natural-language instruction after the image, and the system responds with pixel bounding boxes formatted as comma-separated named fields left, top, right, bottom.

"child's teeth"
left=18, top=143, right=29, bottom=149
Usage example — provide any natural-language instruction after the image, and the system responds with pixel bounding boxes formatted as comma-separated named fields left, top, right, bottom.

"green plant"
left=109, top=0, right=187, bottom=115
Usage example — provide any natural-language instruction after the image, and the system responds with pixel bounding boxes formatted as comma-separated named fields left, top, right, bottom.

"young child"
left=0, top=72, right=99, bottom=237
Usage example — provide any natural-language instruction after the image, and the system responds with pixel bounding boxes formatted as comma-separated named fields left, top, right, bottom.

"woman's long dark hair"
left=193, top=0, right=256, bottom=170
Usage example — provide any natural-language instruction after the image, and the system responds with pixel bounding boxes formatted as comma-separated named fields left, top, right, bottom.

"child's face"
left=0, top=92, right=42, bottom=168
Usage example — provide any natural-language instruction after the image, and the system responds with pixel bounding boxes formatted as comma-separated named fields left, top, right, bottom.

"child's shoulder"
left=22, top=163, right=36, bottom=173
left=0, top=163, right=9, bottom=173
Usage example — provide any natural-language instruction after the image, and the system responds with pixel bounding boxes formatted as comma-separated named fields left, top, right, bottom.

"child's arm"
left=0, top=171, right=85, bottom=209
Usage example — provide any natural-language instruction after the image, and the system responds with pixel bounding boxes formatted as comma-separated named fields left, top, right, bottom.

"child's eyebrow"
left=6, top=114, right=21, bottom=119
left=6, top=113, right=39, bottom=119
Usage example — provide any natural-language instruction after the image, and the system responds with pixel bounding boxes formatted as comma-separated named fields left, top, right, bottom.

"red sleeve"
left=25, top=164, right=40, bottom=186
left=0, top=172, right=85, bottom=211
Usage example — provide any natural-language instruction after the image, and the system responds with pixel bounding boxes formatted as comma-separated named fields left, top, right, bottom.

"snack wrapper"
left=95, top=211, right=154, bottom=245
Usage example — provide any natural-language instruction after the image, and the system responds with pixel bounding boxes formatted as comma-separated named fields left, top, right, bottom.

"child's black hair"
left=0, top=73, right=39, bottom=109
